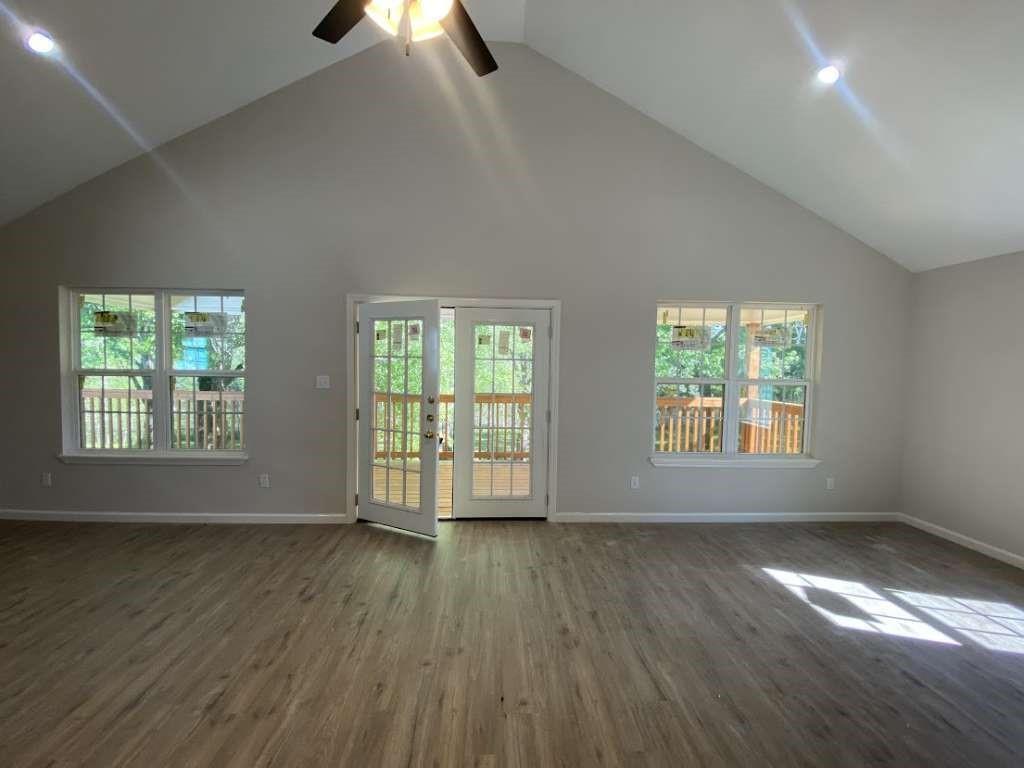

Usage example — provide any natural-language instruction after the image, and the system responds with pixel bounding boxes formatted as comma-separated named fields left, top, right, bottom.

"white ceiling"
left=526, top=0, right=1024, bottom=272
left=0, top=0, right=524, bottom=227
left=2, top=1, right=1022, bottom=271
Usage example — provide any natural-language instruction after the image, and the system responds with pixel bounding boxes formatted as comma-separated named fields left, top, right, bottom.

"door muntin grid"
left=472, top=323, right=534, bottom=499
left=370, top=318, right=425, bottom=510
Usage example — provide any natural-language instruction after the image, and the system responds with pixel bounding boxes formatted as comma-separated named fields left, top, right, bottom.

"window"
left=61, top=289, right=246, bottom=460
left=653, top=302, right=817, bottom=465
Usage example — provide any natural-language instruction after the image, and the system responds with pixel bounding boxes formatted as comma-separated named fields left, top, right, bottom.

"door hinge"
left=355, top=493, right=359, bottom=506
left=545, top=493, right=549, bottom=507
left=355, top=320, right=360, bottom=334
left=548, top=324, right=553, bottom=339
left=546, top=409, right=551, bottom=423
left=355, top=408, right=359, bottom=421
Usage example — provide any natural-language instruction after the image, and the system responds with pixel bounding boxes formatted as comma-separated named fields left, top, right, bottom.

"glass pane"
left=171, top=293, right=246, bottom=372
left=407, top=320, right=423, bottom=357
left=472, top=322, right=534, bottom=498
left=78, top=293, right=156, bottom=371
left=170, top=375, right=245, bottom=450
left=438, top=309, right=456, bottom=518
left=736, top=307, right=810, bottom=380
left=368, top=316, right=424, bottom=510
left=738, top=384, right=806, bottom=454
left=655, top=305, right=727, bottom=380
left=654, top=383, right=725, bottom=453
left=78, top=374, right=154, bottom=450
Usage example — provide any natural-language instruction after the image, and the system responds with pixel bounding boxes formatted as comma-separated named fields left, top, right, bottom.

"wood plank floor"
left=2, top=520, right=1024, bottom=766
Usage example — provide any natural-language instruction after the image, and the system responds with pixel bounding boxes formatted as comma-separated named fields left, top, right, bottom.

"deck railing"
left=656, top=397, right=804, bottom=454
left=373, top=392, right=531, bottom=460
left=79, top=388, right=245, bottom=450
left=79, top=389, right=800, bottom=456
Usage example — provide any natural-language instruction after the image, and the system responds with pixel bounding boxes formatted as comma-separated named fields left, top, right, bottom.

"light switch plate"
left=315, top=375, right=331, bottom=389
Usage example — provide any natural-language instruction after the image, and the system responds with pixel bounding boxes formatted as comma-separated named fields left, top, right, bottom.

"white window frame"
left=650, top=301, right=821, bottom=469
left=58, top=286, right=248, bottom=465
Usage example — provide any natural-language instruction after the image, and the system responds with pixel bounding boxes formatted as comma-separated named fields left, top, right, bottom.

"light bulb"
left=816, top=65, right=841, bottom=86
left=420, top=0, right=453, bottom=22
left=27, top=31, right=56, bottom=55
left=365, top=0, right=447, bottom=43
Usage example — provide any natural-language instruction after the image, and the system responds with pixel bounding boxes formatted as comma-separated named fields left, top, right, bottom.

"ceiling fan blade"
left=312, top=0, right=366, bottom=44
left=439, top=1, right=498, bottom=77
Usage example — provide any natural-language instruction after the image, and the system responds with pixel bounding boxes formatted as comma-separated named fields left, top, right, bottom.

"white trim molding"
left=649, top=456, right=821, bottom=469
left=549, top=512, right=897, bottom=524
left=0, top=509, right=346, bottom=525
left=898, top=514, right=1024, bottom=571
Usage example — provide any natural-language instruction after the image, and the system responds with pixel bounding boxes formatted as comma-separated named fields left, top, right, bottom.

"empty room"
left=2, top=1, right=1024, bottom=765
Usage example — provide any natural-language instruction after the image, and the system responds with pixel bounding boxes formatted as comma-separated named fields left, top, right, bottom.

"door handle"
left=426, top=414, right=435, bottom=422
left=424, top=431, right=436, bottom=439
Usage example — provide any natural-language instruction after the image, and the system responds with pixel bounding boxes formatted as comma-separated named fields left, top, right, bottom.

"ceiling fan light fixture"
left=365, top=0, right=446, bottom=42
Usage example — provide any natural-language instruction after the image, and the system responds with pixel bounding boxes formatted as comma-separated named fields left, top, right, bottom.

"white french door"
left=453, top=308, right=550, bottom=518
left=357, top=300, right=440, bottom=536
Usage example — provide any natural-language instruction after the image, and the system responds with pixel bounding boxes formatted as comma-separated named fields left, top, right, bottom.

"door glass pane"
left=654, top=383, right=725, bottom=453
left=738, top=384, right=807, bottom=454
left=370, top=318, right=423, bottom=510
left=472, top=323, right=534, bottom=498
left=438, top=309, right=456, bottom=518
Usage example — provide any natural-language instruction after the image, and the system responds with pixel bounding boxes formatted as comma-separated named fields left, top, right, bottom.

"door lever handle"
left=423, top=431, right=436, bottom=439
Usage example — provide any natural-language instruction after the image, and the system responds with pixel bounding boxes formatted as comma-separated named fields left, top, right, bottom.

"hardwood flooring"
left=2, top=520, right=1024, bottom=766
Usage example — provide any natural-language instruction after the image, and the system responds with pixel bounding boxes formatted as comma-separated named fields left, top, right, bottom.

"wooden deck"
left=372, top=460, right=531, bottom=518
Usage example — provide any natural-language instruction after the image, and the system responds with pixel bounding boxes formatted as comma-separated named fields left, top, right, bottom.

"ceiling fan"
left=313, top=0, right=498, bottom=77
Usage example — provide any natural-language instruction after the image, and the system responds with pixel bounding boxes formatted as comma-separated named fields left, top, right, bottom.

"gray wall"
left=0, top=42, right=910, bottom=519
left=902, top=251, right=1024, bottom=554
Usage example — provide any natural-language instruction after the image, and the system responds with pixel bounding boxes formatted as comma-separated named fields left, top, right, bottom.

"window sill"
left=649, top=455, right=821, bottom=469
left=58, top=451, right=249, bottom=466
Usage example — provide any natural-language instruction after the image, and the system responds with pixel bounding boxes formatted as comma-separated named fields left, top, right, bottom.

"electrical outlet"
left=629, top=475, right=640, bottom=490
left=258, top=473, right=271, bottom=489
left=826, top=477, right=835, bottom=491
left=315, top=374, right=331, bottom=389
left=40, top=472, right=53, bottom=487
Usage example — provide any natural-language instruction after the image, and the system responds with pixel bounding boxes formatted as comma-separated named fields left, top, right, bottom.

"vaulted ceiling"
left=2, top=0, right=1023, bottom=271
left=0, top=0, right=525, bottom=230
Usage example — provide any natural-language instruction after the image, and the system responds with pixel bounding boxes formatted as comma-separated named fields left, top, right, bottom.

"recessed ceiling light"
left=816, top=64, right=841, bottom=85
left=27, top=31, right=56, bottom=55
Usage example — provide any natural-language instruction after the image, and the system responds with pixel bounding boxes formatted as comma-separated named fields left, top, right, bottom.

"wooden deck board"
left=372, top=460, right=531, bottom=518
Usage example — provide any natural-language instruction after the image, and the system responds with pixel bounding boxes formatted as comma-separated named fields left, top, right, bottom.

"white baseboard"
left=898, top=513, right=1024, bottom=571
left=0, top=509, right=350, bottom=525
left=549, top=512, right=899, bottom=524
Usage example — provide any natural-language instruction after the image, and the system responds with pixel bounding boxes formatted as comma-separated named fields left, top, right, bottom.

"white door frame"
left=345, top=294, right=561, bottom=523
